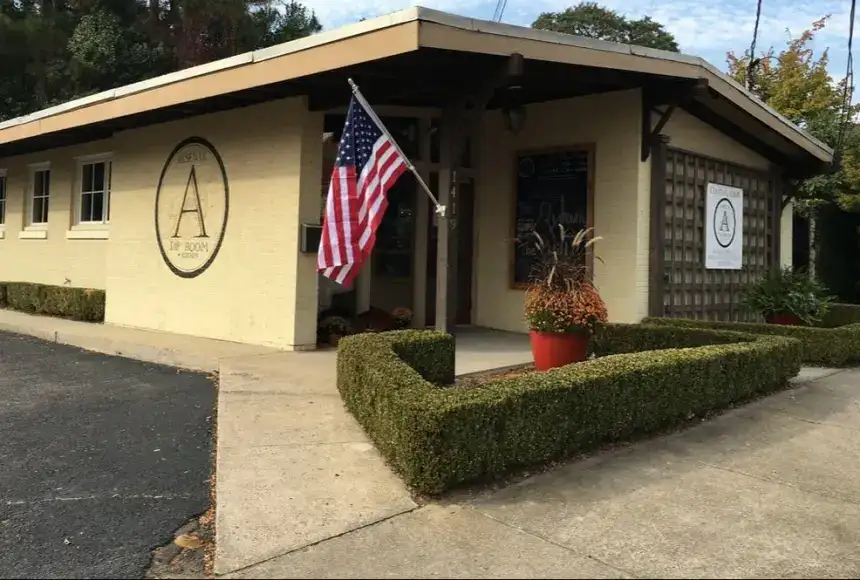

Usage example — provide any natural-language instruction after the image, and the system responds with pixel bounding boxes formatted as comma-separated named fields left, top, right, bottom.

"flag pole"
left=347, top=78, right=447, bottom=217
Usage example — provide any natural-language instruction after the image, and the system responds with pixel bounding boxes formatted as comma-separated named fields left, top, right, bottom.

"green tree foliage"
left=0, top=0, right=322, bottom=122
left=727, top=17, right=860, bottom=211
left=532, top=1, right=680, bottom=52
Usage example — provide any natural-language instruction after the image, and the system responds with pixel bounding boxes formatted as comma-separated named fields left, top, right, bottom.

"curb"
left=0, top=319, right=219, bottom=373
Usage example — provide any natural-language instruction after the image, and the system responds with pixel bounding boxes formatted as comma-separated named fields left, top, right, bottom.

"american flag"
left=318, top=95, right=408, bottom=286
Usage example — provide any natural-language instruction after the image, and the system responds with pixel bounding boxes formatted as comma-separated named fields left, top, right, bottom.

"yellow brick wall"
left=106, top=97, right=321, bottom=349
left=0, top=91, right=796, bottom=348
left=662, top=108, right=770, bottom=171
left=0, top=140, right=114, bottom=289
left=473, top=89, right=648, bottom=332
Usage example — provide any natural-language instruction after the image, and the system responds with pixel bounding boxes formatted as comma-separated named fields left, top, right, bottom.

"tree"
left=0, top=0, right=323, bottom=122
left=532, top=2, right=680, bottom=52
left=68, top=7, right=169, bottom=94
left=727, top=16, right=860, bottom=211
left=248, top=0, right=322, bottom=48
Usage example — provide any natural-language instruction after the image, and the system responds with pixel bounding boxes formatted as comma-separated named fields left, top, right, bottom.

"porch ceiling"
left=300, top=49, right=654, bottom=110
left=0, top=48, right=653, bottom=158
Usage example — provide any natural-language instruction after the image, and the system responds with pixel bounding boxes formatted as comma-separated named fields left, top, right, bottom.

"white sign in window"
left=705, top=182, right=743, bottom=270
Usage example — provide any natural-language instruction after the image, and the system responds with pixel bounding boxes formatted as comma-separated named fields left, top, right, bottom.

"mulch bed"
left=456, top=363, right=538, bottom=388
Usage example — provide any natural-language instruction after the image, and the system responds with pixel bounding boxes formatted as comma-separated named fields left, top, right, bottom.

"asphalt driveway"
left=0, top=332, right=215, bottom=579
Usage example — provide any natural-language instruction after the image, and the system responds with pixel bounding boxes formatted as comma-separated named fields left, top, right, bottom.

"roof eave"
left=413, top=7, right=833, bottom=165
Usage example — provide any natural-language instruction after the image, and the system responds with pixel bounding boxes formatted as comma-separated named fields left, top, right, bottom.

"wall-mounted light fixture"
left=503, top=103, right=527, bottom=134
left=502, top=85, right=527, bottom=134
left=501, top=53, right=526, bottom=134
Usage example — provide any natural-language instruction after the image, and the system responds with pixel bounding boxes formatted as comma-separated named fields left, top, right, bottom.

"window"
left=78, top=159, right=111, bottom=224
left=0, top=171, right=6, bottom=226
left=29, top=166, right=50, bottom=226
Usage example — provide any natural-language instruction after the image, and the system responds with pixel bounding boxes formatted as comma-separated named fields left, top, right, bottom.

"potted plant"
left=742, top=267, right=833, bottom=326
left=391, top=307, right=413, bottom=329
left=523, top=225, right=608, bottom=371
left=318, top=315, right=352, bottom=346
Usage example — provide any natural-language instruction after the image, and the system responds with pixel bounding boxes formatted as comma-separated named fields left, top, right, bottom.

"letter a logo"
left=719, top=210, right=731, bottom=233
left=172, top=165, right=208, bottom=238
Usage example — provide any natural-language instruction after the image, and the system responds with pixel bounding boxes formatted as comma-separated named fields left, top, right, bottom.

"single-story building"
left=0, top=7, right=832, bottom=351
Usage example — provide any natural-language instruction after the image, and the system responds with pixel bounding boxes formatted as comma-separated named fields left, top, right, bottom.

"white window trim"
left=72, top=153, right=112, bottom=231
left=26, top=162, right=51, bottom=231
left=19, top=230, right=47, bottom=240
left=0, top=168, right=6, bottom=238
left=66, top=229, right=109, bottom=240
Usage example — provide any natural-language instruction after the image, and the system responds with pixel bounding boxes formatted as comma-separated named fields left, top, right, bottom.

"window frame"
left=26, top=162, right=51, bottom=229
left=73, top=153, right=112, bottom=228
left=0, top=169, right=6, bottom=238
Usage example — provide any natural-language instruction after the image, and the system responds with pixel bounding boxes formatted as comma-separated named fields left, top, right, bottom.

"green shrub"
left=389, top=329, right=455, bottom=386
left=0, top=283, right=6, bottom=308
left=2, top=282, right=105, bottom=322
left=337, top=326, right=801, bottom=495
left=741, top=266, right=833, bottom=325
left=643, top=317, right=860, bottom=367
left=819, top=303, right=860, bottom=328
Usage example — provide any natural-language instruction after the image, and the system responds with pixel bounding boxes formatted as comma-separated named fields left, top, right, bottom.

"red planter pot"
left=765, top=313, right=805, bottom=326
left=529, top=330, right=589, bottom=371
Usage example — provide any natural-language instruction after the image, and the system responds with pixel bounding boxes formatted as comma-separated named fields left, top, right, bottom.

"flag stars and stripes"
left=317, top=94, right=408, bottom=287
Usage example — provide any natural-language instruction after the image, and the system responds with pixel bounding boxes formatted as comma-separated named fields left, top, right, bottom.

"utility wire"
left=835, top=0, right=857, bottom=161
left=492, top=0, right=509, bottom=22
left=747, top=0, right=764, bottom=90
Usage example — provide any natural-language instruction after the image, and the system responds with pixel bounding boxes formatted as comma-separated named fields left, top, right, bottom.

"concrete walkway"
left=0, top=309, right=277, bottom=372
left=6, top=311, right=860, bottom=578
left=213, top=329, right=533, bottom=574
left=0, top=311, right=416, bottom=576
left=0, top=311, right=533, bottom=577
left=214, top=350, right=417, bottom=574
left=227, top=366, right=860, bottom=579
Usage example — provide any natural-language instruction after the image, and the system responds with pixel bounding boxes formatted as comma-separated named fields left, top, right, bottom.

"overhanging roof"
left=0, top=6, right=833, bottom=169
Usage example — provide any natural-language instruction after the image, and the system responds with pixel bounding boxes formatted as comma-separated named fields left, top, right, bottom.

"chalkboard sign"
left=512, top=149, right=590, bottom=286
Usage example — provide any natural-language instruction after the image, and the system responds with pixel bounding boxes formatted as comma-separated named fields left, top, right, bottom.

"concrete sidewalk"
left=229, top=368, right=860, bottom=579
left=214, top=350, right=417, bottom=574
left=7, top=310, right=860, bottom=578
left=0, top=311, right=534, bottom=577
left=0, top=311, right=416, bottom=576
left=0, top=309, right=276, bottom=371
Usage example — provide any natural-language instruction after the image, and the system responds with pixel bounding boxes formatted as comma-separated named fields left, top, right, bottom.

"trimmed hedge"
left=643, top=317, right=860, bottom=367
left=0, top=282, right=105, bottom=322
left=820, top=303, right=860, bottom=328
left=337, top=325, right=801, bottom=495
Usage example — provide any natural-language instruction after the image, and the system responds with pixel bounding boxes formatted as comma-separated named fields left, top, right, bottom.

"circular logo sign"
left=155, top=137, right=229, bottom=278
left=712, top=197, right=737, bottom=248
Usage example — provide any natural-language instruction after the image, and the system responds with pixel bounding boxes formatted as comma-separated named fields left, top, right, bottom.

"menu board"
left=513, top=149, right=590, bottom=286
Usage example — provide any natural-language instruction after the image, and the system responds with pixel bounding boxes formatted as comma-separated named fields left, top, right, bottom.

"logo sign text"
left=155, top=137, right=229, bottom=278
left=705, top=182, right=743, bottom=270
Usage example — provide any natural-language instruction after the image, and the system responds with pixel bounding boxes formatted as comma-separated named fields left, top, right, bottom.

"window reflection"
left=374, top=172, right=415, bottom=278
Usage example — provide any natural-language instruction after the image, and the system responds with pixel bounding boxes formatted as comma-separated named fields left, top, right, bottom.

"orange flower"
left=525, top=282, right=608, bottom=334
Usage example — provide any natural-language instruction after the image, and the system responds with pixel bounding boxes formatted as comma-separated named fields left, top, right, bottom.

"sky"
left=298, top=0, right=858, bottom=79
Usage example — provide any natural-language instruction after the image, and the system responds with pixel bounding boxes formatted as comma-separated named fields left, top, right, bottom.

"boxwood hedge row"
left=0, top=282, right=105, bottom=322
left=820, top=303, right=860, bottom=328
left=337, top=325, right=801, bottom=495
left=643, top=317, right=860, bottom=367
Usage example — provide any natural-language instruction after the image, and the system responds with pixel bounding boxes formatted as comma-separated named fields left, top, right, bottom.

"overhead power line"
left=746, top=0, right=764, bottom=90
left=835, top=0, right=857, bottom=161
left=493, top=0, right=509, bottom=22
